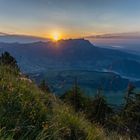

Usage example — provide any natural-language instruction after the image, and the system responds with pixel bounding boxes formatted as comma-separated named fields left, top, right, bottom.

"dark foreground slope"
left=0, top=65, right=105, bottom=140
left=0, top=65, right=133, bottom=140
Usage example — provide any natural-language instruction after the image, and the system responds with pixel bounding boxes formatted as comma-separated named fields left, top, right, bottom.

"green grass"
left=0, top=65, right=134, bottom=140
left=0, top=65, right=106, bottom=140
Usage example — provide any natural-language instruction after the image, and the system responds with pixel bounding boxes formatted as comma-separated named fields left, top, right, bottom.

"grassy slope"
left=0, top=66, right=131, bottom=140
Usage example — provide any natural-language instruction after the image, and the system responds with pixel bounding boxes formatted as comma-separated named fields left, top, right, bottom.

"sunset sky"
left=0, top=0, right=140, bottom=38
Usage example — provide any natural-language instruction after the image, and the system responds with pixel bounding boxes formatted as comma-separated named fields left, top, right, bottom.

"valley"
left=0, top=39, right=140, bottom=104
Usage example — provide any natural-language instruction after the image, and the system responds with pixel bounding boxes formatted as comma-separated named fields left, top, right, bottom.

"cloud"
left=86, top=32, right=140, bottom=39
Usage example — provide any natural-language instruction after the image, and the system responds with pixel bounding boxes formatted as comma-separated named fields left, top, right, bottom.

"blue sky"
left=0, top=0, right=140, bottom=38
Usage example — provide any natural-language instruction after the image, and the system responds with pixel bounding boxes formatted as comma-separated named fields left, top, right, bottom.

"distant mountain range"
left=0, top=38, right=140, bottom=93
left=0, top=39, right=140, bottom=77
left=0, top=33, right=48, bottom=43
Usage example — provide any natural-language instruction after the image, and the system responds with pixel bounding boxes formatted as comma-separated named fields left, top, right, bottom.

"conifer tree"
left=39, top=79, right=50, bottom=93
left=61, top=77, right=89, bottom=112
left=0, top=51, right=19, bottom=70
left=88, top=88, right=112, bottom=124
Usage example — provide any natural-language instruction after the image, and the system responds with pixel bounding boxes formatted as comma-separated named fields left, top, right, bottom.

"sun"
left=51, top=32, right=61, bottom=41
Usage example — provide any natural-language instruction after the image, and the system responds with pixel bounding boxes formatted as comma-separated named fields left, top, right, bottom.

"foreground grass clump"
left=0, top=65, right=48, bottom=138
left=42, top=103, right=104, bottom=140
left=0, top=65, right=105, bottom=140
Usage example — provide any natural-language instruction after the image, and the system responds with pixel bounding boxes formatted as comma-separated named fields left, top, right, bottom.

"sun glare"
left=51, top=32, right=61, bottom=41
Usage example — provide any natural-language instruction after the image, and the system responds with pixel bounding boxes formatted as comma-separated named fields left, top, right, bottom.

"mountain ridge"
left=0, top=33, right=49, bottom=43
left=0, top=38, right=140, bottom=81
